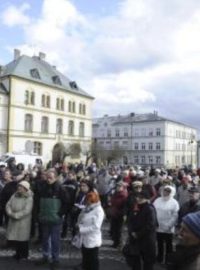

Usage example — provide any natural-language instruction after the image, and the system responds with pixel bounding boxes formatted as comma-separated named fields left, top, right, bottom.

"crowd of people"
left=0, top=157, right=200, bottom=270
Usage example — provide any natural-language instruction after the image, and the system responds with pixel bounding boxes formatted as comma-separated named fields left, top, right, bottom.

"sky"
left=0, top=0, right=200, bottom=132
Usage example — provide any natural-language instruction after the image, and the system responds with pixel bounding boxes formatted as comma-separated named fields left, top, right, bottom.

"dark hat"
left=182, top=212, right=200, bottom=239
left=163, top=186, right=172, bottom=193
left=188, top=186, right=200, bottom=193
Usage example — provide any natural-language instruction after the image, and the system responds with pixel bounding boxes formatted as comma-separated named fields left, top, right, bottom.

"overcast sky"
left=0, top=0, right=200, bottom=131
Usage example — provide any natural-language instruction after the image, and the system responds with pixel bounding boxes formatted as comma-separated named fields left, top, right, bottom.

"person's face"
left=163, top=189, right=171, bottom=197
left=80, top=183, right=89, bottom=193
left=4, top=171, right=12, bottom=181
left=134, top=186, right=142, bottom=192
left=17, top=185, right=27, bottom=194
left=189, top=192, right=200, bottom=202
left=179, top=223, right=200, bottom=246
left=47, top=172, right=56, bottom=184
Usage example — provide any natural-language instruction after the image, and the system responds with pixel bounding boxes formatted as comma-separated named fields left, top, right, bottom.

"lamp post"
left=189, top=134, right=195, bottom=169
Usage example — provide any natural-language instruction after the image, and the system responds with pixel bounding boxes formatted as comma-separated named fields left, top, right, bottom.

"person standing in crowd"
left=109, top=181, right=128, bottom=248
left=35, top=169, right=70, bottom=270
left=75, top=191, right=104, bottom=270
left=178, top=186, right=200, bottom=225
left=153, top=185, right=179, bottom=264
left=61, top=171, right=79, bottom=238
left=71, top=180, right=94, bottom=237
left=167, top=211, right=200, bottom=270
left=127, top=191, right=157, bottom=270
left=0, top=169, right=18, bottom=226
left=176, top=175, right=192, bottom=207
left=6, top=181, right=33, bottom=260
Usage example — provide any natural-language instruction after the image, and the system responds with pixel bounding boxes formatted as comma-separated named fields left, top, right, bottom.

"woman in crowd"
left=153, top=185, right=179, bottom=264
left=6, top=180, right=33, bottom=260
left=75, top=191, right=104, bottom=270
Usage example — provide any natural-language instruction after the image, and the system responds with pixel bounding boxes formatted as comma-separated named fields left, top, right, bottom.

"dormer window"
left=52, top=75, right=62, bottom=85
left=30, top=68, right=40, bottom=79
left=69, top=81, right=78, bottom=89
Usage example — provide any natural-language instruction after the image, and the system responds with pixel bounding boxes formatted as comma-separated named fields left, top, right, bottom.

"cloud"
left=2, top=0, right=200, bottom=129
left=1, top=3, right=30, bottom=27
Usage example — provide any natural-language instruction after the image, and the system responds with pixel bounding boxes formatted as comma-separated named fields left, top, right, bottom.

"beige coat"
left=6, top=190, right=33, bottom=241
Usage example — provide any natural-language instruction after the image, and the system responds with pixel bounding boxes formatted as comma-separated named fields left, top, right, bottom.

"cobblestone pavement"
left=0, top=221, right=165, bottom=270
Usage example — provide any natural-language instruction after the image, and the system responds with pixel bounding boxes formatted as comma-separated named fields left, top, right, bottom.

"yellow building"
left=0, top=49, right=94, bottom=162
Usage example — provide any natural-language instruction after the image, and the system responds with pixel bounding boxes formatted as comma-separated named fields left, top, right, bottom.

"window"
left=141, top=143, right=146, bottom=150
left=52, top=75, right=62, bottom=85
left=41, top=116, right=49, bottom=133
left=47, top=96, right=51, bottom=108
left=41, top=94, right=45, bottom=107
left=156, top=156, right=161, bottom=164
left=25, top=90, right=35, bottom=105
left=68, top=101, right=72, bottom=112
left=148, top=156, right=153, bottom=164
left=123, top=141, right=128, bottom=145
left=114, top=141, right=119, bottom=147
left=60, top=99, right=64, bottom=111
left=82, top=104, right=86, bottom=115
left=156, top=128, right=161, bottom=136
left=134, top=129, right=139, bottom=136
left=107, top=129, right=111, bottom=137
left=134, top=156, right=139, bottom=164
left=124, top=128, right=128, bottom=137
left=72, top=102, right=76, bottom=113
left=149, top=143, right=153, bottom=150
left=30, top=92, right=35, bottom=105
left=30, top=68, right=40, bottom=79
left=79, top=103, right=82, bottom=114
left=68, top=120, right=74, bottom=136
left=25, top=114, right=33, bottom=132
left=79, top=122, right=85, bottom=137
left=141, top=156, right=146, bottom=164
left=149, top=128, right=153, bottom=136
left=115, top=129, right=120, bottom=137
left=141, top=128, right=146, bottom=136
left=25, top=90, right=29, bottom=105
left=156, top=142, right=161, bottom=150
left=33, top=142, right=42, bottom=155
left=56, top=98, right=60, bottom=110
left=134, top=143, right=139, bottom=150
left=56, top=119, right=63, bottom=134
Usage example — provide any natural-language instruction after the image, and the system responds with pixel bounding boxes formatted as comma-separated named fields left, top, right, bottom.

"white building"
left=93, top=112, right=197, bottom=168
left=0, top=49, right=94, bottom=162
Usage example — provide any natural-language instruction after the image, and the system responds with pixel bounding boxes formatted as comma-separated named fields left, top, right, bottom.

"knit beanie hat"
left=18, top=181, right=30, bottom=191
left=182, top=212, right=200, bottom=239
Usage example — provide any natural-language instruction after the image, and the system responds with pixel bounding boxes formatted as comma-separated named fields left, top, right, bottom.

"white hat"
left=18, top=181, right=30, bottom=191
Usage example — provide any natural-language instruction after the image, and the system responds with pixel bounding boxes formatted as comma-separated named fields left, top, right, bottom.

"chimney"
left=39, top=52, right=46, bottom=60
left=14, top=49, right=21, bottom=60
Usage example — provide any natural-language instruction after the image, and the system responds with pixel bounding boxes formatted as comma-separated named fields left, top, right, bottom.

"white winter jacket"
left=153, top=185, right=179, bottom=234
left=77, top=202, right=104, bottom=248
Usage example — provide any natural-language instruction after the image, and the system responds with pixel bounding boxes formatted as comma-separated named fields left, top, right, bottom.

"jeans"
left=41, top=223, right=61, bottom=262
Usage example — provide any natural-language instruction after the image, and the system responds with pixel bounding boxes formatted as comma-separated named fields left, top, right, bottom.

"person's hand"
left=131, top=232, right=137, bottom=239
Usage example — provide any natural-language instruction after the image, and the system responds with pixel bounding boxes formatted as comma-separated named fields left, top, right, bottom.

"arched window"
left=41, top=116, right=49, bottom=133
left=79, top=122, right=85, bottom=137
left=25, top=114, right=33, bottom=132
left=68, top=120, right=74, bottom=136
left=56, top=119, right=63, bottom=134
